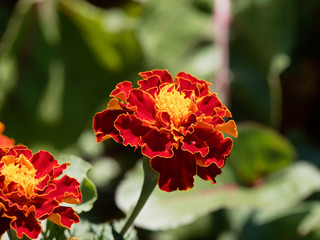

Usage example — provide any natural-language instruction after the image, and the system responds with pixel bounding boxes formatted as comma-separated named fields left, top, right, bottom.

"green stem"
left=6, top=229, right=17, bottom=240
left=119, top=157, right=158, bottom=237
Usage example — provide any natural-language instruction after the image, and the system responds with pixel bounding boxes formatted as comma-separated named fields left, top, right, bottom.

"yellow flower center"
left=156, top=84, right=196, bottom=127
left=1, top=154, right=39, bottom=196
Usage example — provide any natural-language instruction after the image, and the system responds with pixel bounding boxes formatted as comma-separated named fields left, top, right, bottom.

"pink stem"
left=213, top=0, right=232, bottom=106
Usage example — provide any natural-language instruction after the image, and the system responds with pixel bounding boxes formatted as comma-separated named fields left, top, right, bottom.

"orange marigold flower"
left=0, top=122, right=15, bottom=148
left=0, top=145, right=82, bottom=239
left=93, top=70, right=237, bottom=192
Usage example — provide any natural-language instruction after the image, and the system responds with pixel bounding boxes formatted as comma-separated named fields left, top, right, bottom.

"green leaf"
left=115, top=160, right=320, bottom=230
left=67, top=219, right=137, bottom=240
left=88, top=157, right=121, bottom=188
left=58, top=154, right=98, bottom=213
left=42, top=220, right=68, bottom=240
left=227, top=122, right=296, bottom=185
left=297, top=202, right=320, bottom=236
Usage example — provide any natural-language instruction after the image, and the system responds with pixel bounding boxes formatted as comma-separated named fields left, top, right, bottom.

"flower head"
left=93, top=70, right=237, bottom=192
left=0, top=145, right=82, bottom=239
left=0, top=122, right=15, bottom=148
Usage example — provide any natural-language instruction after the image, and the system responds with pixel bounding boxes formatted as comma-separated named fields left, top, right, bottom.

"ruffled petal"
left=110, top=81, right=133, bottom=101
left=33, top=197, right=59, bottom=219
left=139, top=130, right=175, bottom=158
left=0, top=217, right=11, bottom=237
left=138, top=75, right=161, bottom=93
left=93, top=109, right=127, bottom=143
left=176, top=71, right=210, bottom=97
left=3, top=146, right=32, bottom=159
left=151, top=149, right=196, bottom=191
left=9, top=210, right=41, bottom=239
left=182, top=134, right=209, bottom=157
left=30, top=151, right=59, bottom=179
left=51, top=163, right=69, bottom=179
left=197, top=163, right=222, bottom=184
left=127, top=89, right=156, bottom=123
left=47, top=206, right=79, bottom=229
left=139, top=69, right=173, bottom=85
left=114, top=114, right=150, bottom=148
left=196, top=94, right=226, bottom=117
left=194, top=129, right=233, bottom=168
left=47, top=175, right=81, bottom=204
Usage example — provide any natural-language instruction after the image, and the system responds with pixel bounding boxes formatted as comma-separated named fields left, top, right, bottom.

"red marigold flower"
left=0, top=145, right=82, bottom=239
left=93, top=70, right=237, bottom=192
left=0, top=122, right=15, bottom=148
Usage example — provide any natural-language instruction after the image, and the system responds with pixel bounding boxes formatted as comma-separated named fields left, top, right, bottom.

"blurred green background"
left=1, top=0, right=320, bottom=239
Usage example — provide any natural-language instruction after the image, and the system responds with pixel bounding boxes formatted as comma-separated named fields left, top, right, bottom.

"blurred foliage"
left=228, top=122, right=296, bottom=185
left=67, top=219, right=137, bottom=240
left=1, top=0, right=320, bottom=239
left=0, top=0, right=143, bottom=150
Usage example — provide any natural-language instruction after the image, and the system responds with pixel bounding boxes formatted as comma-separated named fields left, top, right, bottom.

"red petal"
left=197, top=163, right=222, bottom=184
left=156, top=111, right=171, bottom=126
left=33, top=197, right=59, bottom=219
left=47, top=175, right=81, bottom=203
left=139, top=130, right=175, bottom=158
left=176, top=71, right=210, bottom=97
left=139, top=69, right=173, bottom=85
left=196, top=94, right=226, bottom=117
left=48, top=206, right=79, bottom=228
left=203, top=116, right=225, bottom=127
left=110, top=81, right=132, bottom=101
left=29, top=151, right=59, bottom=179
left=52, top=163, right=69, bottom=179
left=138, top=75, right=161, bottom=93
left=2, top=146, right=32, bottom=159
left=0, top=217, right=11, bottom=236
left=151, top=149, right=196, bottom=191
left=10, top=211, right=41, bottom=239
left=36, top=175, right=51, bottom=192
left=178, top=113, right=197, bottom=135
left=182, top=134, right=209, bottom=157
left=93, top=109, right=127, bottom=143
left=114, top=114, right=150, bottom=148
left=194, top=127, right=233, bottom=168
left=127, top=89, right=156, bottom=123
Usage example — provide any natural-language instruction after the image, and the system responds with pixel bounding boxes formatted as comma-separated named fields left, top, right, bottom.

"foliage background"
left=1, top=0, right=320, bottom=239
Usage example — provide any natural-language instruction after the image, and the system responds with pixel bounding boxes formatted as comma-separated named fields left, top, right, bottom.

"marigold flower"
left=93, top=70, right=237, bottom=192
left=0, top=122, right=15, bottom=148
left=0, top=145, right=82, bottom=239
